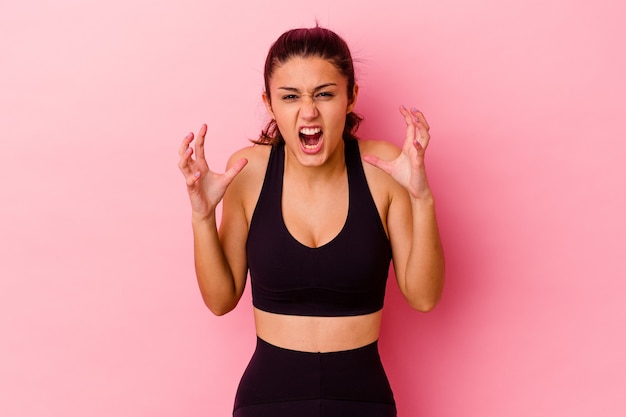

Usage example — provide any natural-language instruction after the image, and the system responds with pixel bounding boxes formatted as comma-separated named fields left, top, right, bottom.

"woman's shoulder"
left=356, top=139, right=402, bottom=178
left=356, top=138, right=401, bottom=160
left=353, top=139, right=406, bottom=232
left=357, top=138, right=404, bottom=186
left=228, top=142, right=273, bottom=168
left=226, top=143, right=273, bottom=183
left=225, top=143, right=273, bottom=211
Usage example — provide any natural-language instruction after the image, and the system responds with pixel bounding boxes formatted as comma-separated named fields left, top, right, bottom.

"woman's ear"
left=347, top=84, right=359, bottom=114
left=262, top=92, right=275, bottom=119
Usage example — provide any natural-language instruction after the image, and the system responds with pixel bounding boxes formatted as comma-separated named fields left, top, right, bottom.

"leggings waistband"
left=234, top=336, right=396, bottom=414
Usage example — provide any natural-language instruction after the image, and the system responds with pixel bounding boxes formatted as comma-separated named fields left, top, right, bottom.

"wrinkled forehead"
left=267, top=56, right=348, bottom=92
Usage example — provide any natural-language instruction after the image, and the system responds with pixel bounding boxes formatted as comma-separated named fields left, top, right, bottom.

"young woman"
left=178, top=26, right=444, bottom=417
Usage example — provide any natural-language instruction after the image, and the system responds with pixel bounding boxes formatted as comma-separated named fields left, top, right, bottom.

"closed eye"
left=316, top=91, right=334, bottom=98
left=282, top=94, right=298, bottom=101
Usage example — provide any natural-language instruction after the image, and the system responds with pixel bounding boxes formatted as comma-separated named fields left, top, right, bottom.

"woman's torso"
left=235, top=139, right=398, bottom=353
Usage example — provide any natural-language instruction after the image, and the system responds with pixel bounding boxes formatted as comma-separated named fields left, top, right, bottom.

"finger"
left=362, top=154, right=393, bottom=176
left=409, top=108, right=431, bottom=149
left=417, top=127, right=430, bottom=149
left=223, top=158, right=249, bottom=184
left=399, top=105, right=416, bottom=126
left=195, top=124, right=208, bottom=161
left=413, top=119, right=430, bottom=149
left=185, top=170, right=201, bottom=187
left=410, top=108, right=430, bottom=131
left=412, top=137, right=425, bottom=154
left=178, top=145, right=195, bottom=174
left=399, top=105, right=417, bottom=143
left=178, top=132, right=194, bottom=157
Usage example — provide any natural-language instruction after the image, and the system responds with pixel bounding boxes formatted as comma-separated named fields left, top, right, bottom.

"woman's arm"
left=178, top=124, right=249, bottom=315
left=363, top=107, right=445, bottom=311
left=386, top=182, right=444, bottom=311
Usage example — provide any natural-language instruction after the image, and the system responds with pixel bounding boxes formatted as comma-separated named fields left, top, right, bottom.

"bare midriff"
left=253, top=308, right=383, bottom=353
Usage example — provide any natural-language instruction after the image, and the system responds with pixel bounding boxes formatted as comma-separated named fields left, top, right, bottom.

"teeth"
left=300, top=127, right=321, bottom=135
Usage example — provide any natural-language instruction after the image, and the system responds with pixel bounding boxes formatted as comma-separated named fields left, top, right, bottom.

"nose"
left=299, top=96, right=319, bottom=120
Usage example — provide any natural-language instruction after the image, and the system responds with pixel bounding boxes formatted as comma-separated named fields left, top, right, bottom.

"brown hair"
left=256, top=26, right=362, bottom=145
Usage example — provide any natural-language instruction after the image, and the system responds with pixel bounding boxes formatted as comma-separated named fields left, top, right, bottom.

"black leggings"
left=233, top=337, right=397, bottom=417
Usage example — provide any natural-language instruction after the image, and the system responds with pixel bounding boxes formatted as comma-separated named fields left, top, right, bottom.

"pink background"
left=2, top=0, right=625, bottom=416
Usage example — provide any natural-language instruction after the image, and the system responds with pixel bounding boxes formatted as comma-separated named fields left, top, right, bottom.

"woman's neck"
left=283, top=140, right=346, bottom=186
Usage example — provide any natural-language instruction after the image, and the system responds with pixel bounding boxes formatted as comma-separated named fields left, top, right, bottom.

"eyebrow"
left=277, top=83, right=338, bottom=93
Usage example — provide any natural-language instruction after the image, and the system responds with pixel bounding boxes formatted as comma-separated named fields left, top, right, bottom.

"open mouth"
left=299, top=127, right=323, bottom=152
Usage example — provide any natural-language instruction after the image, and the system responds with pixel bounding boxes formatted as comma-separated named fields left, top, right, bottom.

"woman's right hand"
left=178, top=124, right=248, bottom=221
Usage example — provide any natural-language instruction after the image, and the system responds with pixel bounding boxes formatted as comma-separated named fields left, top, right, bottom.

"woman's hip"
left=233, top=336, right=396, bottom=416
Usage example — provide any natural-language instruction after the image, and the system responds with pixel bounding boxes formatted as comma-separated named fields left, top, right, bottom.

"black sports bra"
left=246, top=140, right=392, bottom=317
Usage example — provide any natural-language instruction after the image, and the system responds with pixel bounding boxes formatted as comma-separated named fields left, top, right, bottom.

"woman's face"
left=263, top=56, right=357, bottom=167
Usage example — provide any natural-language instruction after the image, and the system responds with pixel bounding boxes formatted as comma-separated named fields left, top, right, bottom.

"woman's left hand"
left=363, top=106, right=433, bottom=199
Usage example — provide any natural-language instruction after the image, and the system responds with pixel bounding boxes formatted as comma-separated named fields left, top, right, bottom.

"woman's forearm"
left=191, top=214, right=243, bottom=316
left=402, top=195, right=445, bottom=312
